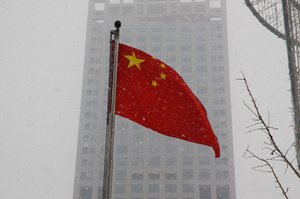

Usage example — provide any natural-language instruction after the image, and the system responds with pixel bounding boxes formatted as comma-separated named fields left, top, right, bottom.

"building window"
left=148, top=157, right=160, bottom=166
left=166, top=184, right=177, bottom=193
left=221, top=145, right=228, bottom=152
left=81, top=159, right=88, bottom=166
left=199, top=185, right=211, bottom=199
left=82, top=147, right=89, bottom=154
left=216, top=185, right=230, bottom=199
left=116, top=157, right=127, bottom=166
left=89, top=159, right=95, bottom=166
left=165, top=173, right=177, bottom=180
left=182, top=157, right=193, bottom=165
left=223, top=157, right=229, bottom=165
left=166, top=156, right=177, bottom=166
left=80, top=172, right=87, bottom=180
left=223, top=170, right=229, bottom=179
left=132, top=157, right=144, bottom=166
left=83, top=134, right=90, bottom=142
left=132, top=173, right=143, bottom=180
left=114, top=170, right=126, bottom=180
left=79, top=186, right=92, bottom=199
left=117, top=132, right=128, bottom=142
left=114, top=184, right=126, bottom=193
left=197, top=86, right=208, bottom=95
left=84, top=123, right=90, bottom=130
left=196, top=64, right=207, bottom=72
left=89, top=147, right=95, bottom=154
left=89, top=58, right=95, bottom=64
left=216, top=170, right=222, bottom=179
left=149, top=173, right=160, bottom=180
left=148, top=184, right=160, bottom=193
left=132, top=144, right=144, bottom=153
left=131, top=184, right=143, bottom=193
left=199, top=169, right=211, bottom=180
left=132, top=131, right=143, bottom=140
left=86, top=171, right=93, bottom=180
left=220, top=110, right=226, bottom=116
left=182, top=184, right=194, bottom=193
left=182, top=169, right=193, bottom=180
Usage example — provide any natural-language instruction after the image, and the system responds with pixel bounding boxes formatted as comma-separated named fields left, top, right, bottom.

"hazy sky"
left=0, top=0, right=299, bottom=199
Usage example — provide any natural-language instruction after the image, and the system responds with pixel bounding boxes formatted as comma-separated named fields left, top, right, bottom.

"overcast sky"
left=0, top=0, right=299, bottom=199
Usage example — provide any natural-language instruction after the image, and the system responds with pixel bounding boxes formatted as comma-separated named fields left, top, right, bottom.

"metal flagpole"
left=102, top=20, right=121, bottom=199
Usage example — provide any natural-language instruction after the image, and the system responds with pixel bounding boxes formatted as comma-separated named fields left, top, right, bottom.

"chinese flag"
left=116, top=43, right=220, bottom=157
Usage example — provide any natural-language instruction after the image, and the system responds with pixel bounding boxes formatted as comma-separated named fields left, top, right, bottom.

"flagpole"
left=102, top=20, right=121, bottom=199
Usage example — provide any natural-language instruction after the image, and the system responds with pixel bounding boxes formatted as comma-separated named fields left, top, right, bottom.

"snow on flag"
left=115, top=43, right=220, bottom=157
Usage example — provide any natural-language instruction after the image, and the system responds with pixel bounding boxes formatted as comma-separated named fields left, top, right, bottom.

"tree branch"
left=240, top=73, right=300, bottom=178
left=239, top=73, right=300, bottom=199
left=245, top=148, right=289, bottom=199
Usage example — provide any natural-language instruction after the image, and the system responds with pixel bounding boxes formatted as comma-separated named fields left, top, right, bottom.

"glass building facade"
left=73, top=0, right=236, bottom=198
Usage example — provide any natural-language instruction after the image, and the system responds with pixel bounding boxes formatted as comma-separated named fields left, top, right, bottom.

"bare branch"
left=241, top=73, right=300, bottom=179
left=243, top=101, right=259, bottom=118
left=246, top=122, right=264, bottom=129
left=245, top=149, right=289, bottom=199
left=284, top=142, right=296, bottom=157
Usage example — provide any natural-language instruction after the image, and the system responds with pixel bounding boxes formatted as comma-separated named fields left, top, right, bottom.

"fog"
left=0, top=0, right=299, bottom=199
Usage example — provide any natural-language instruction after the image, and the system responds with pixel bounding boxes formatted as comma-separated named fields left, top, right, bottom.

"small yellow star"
left=151, top=80, right=158, bottom=87
left=160, top=72, right=167, bottom=80
left=124, top=52, right=145, bottom=70
left=160, top=63, right=166, bottom=69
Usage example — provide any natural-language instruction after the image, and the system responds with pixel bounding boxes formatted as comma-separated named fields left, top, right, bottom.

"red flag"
left=116, top=43, right=220, bottom=157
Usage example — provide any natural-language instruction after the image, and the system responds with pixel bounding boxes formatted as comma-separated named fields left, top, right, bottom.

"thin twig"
left=241, top=73, right=300, bottom=179
left=246, top=149, right=289, bottom=199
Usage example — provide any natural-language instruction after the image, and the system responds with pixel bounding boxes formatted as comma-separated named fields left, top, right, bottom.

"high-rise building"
left=73, top=0, right=236, bottom=199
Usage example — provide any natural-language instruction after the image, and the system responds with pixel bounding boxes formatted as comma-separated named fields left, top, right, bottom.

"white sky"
left=0, top=0, right=299, bottom=199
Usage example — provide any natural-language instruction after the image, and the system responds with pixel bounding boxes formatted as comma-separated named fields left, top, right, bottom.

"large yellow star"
left=124, top=52, right=145, bottom=70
